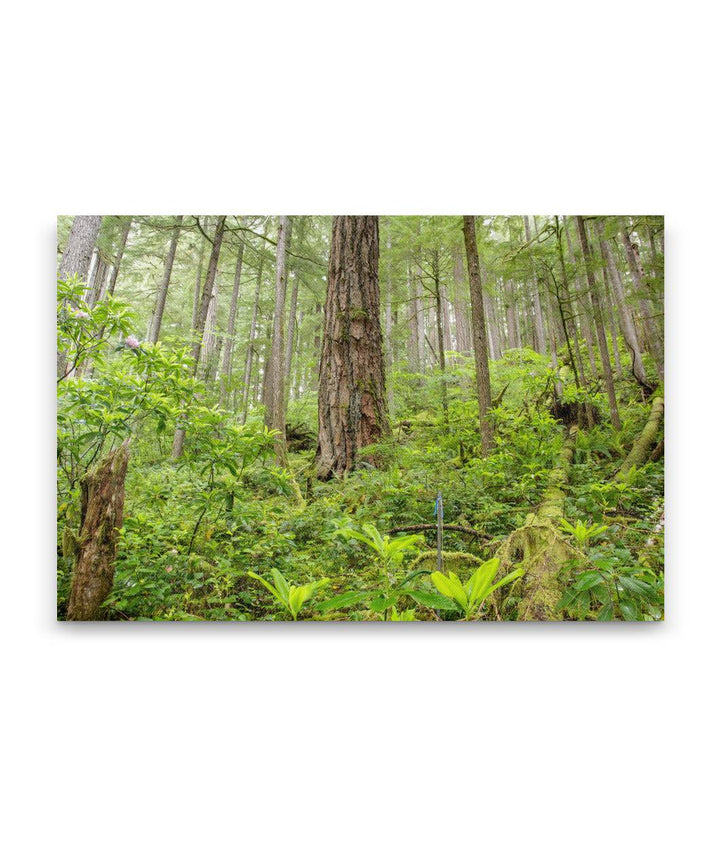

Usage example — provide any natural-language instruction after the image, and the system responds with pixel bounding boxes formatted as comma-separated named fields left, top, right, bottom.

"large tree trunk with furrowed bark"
left=66, top=441, right=130, bottom=620
left=316, top=216, right=389, bottom=479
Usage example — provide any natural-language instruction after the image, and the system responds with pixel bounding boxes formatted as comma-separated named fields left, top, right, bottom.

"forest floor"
left=58, top=348, right=664, bottom=621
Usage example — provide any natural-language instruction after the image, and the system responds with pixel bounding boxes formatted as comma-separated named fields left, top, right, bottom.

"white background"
left=1, top=2, right=717, bottom=854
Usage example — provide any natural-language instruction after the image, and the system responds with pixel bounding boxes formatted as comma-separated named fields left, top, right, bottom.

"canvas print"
left=57, top=215, right=664, bottom=621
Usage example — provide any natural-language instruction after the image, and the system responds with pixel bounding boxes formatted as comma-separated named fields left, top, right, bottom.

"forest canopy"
left=56, top=214, right=664, bottom=621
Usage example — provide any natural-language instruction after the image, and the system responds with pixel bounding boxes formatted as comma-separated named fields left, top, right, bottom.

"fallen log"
left=388, top=523, right=488, bottom=540
left=494, top=425, right=583, bottom=620
left=616, top=397, right=664, bottom=478
left=66, top=441, right=130, bottom=621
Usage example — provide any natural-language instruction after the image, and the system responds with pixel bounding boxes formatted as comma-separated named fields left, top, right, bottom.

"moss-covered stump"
left=66, top=441, right=130, bottom=621
left=494, top=425, right=581, bottom=620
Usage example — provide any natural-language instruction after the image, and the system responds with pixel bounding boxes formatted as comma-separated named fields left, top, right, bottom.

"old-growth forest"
left=56, top=214, right=664, bottom=621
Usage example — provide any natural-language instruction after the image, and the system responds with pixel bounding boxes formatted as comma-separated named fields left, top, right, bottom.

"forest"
left=56, top=214, right=664, bottom=621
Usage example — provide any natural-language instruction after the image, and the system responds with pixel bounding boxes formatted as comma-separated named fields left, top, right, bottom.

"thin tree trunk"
left=463, top=216, right=493, bottom=454
left=594, top=219, right=650, bottom=391
left=265, top=216, right=292, bottom=463
left=172, top=216, right=226, bottom=458
left=284, top=221, right=304, bottom=399
left=523, top=215, right=547, bottom=354
left=621, top=225, right=664, bottom=379
left=106, top=217, right=132, bottom=298
left=564, top=222, right=598, bottom=377
left=316, top=216, right=388, bottom=479
left=575, top=216, right=622, bottom=430
left=191, top=220, right=207, bottom=331
left=406, top=262, right=420, bottom=370
left=148, top=215, right=182, bottom=344
left=384, top=236, right=394, bottom=416
left=220, top=236, right=245, bottom=404
left=431, top=249, right=449, bottom=422
left=241, top=253, right=264, bottom=423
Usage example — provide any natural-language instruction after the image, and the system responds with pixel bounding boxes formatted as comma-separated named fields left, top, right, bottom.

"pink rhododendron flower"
left=125, top=335, right=140, bottom=349
left=72, top=309, right=89, bottom=319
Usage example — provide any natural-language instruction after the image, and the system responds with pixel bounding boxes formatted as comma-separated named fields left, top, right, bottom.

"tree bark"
left=523, top=215, right=547, bottom=354
left=462, top=216, right=493, bottom=455
left=575, top=216, right=622, bottom=431
left=316, top=216, right=389, bottom=479
left=220, top=236, right=245, bottom=404
left=594, top=218, right=651, bottom=391
left=172, top=216, right=225, bottom=458
left=241, top=251, right=264, bottom=423
left=148, top=215, right=182, bottom=344
left=265, top=216, right=292, bottom=463
left=431, top=249, right=449, bottom=422
left=58, top=215, right=102, bottom=284
left=66, top=441, right=130, bottom=620
left=621, top=225, right=664, bottom=380
left=285, top=220, right=305, bottom=400
left=106, top=217, right=132, bottom=298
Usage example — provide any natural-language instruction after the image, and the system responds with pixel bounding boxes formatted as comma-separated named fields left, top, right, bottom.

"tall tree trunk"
left=384, top=236, right=394, bottom=416
left=285, top=220, right=305, bottom=399
left=452, top=247, right=472, bottom=354
left=575, top=216, right=622, bottom=430
left=265, top=216, right=292, bottom=463
left=241, top=253, right=264, bottom=423
left=66, top=441, right=130, bottom=620
left=415, top=265, right=426, bottom=371
left=406, top=262, right=420, bottom=370
left=172, top=216, right=226, bottom=458
left=594, top=219, right=650, bottom=391
left=316, top=216, right=388, bottom=479
left=191, top=219, right=208, bottom=331
left=431, top=249, right=449, bottom=422
left=504, top=278, right=519, bottom=349
left=463, top=216, right=493, bottom=454
left=148, top=215, right=182, bottom=344
left=220, top=236, right=245, bottom=404
left=106, top=217, right=132, bottom=298
left=621, top=225, right=664, bottom=380
left=564, top=222, right=598, bottom=377
left=523, top=215, right=547, bottom=354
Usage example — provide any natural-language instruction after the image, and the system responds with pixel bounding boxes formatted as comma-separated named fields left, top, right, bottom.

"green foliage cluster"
left=57, top=251, right=664, bottom=621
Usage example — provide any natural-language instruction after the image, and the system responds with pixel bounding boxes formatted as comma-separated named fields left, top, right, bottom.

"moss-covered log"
left=66, top=441, right=130, bottom=621
left=495, top=426, right=583, bottom=620
left=616, top=397, right=664, bottom=478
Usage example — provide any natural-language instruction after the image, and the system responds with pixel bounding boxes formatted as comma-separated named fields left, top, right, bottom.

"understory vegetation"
left=57, top=214, right=664, bottom=621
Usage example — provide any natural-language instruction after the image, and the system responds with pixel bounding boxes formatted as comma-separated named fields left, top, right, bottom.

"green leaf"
left=596, top=602, right=614, bottom=621
left=247, top=571, right=282, bottom=603
left=619, top=601, right=640, bottom=621
left=316, top=591, right=372, bottom=612
left=271, top=568, right=290, bottom=604
left=431, top=572, right=468, bottom=611
left=405, top=589, right=457, bottom=611
left=575, top=571, right=605, bottom=591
